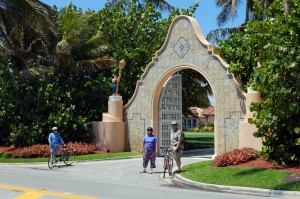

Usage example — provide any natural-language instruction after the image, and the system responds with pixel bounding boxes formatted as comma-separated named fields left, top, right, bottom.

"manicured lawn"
left=184, top=132, right=214, bottom=150
left=181, top=160, right=300, bottom=191
left=0, top=152, right=141, bottom=163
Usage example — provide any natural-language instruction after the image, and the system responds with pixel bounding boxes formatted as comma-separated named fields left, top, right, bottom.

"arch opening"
left=153, top=65, right=216, bottom=156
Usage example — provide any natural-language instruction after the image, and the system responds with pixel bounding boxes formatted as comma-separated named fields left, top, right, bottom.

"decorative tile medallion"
left=173, top=37, right=190, bottom=58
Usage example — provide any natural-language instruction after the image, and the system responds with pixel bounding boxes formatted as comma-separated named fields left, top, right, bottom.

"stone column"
left=92, top=96, right=125, bottom=152
left=239, top=87, right=263, bottom=150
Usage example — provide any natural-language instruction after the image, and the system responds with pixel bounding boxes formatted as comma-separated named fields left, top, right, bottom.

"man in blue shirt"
left=48, top=127, right=65, bottom=159
left=140, top=127, right=158, bottom=174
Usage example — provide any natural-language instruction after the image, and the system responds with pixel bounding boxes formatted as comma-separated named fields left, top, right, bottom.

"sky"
left=40, top=0, right=246, bottom=106
left=41, top=0, right=246, bottom=36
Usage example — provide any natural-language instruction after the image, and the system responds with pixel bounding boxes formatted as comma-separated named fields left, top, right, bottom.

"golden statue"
left=112, top=59, right=126, bottom=96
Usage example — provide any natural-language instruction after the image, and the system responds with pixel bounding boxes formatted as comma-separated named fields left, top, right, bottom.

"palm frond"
left=216, top=0, right=243, bottom=26
left=206, top=26, right=241, bottom=44
left=216, top=1, right=234, bottom=26
left=72, top=56, right=116, bottom=72
left=151, top=0, right=171, bottom=11
left=0, top=0, right=58, bottom=70
left=76, top=34, right=109, bottom=58
left=56, top=4, right=114, bottom=72
left=19, top=66, right=54, bottom=80
left=25, top=0, right=58, bottom=36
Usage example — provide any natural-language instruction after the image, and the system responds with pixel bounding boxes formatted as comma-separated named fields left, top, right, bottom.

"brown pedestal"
left=92, top=96, right=125, bottom=152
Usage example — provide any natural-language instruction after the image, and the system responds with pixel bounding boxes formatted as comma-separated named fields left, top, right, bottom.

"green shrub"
left=206, top=123, right=214, bottom=128
left=183, top=128, right=200, bottom=132
left=201, top=126, right=214, bottom=132
left=0, top=152, right=11, bottom=158
left=197, top=120, right=205, bottom=128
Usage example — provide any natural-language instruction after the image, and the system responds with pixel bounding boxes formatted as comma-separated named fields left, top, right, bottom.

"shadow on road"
left=182, top=148, right=214, bottom=158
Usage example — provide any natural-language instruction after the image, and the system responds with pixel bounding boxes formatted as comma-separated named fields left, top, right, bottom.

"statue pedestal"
left=92, top=96, right=125, bottom=152
left=239, top=91, right=263, bottom=150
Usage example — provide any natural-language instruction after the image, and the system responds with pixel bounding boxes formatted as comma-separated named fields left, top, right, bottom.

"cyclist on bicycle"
left=48, top=127, right=66, bottom=159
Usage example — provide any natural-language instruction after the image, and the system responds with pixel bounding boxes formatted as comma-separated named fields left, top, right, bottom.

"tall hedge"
left=217, top=0, right=300, bottom=164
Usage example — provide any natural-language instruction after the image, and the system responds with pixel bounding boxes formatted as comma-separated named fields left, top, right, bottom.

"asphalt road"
left=0, top=152, right=270, bottom=199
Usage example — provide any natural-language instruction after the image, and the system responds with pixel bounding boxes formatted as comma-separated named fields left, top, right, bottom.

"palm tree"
left=0, top=1, right=114, bottom=78
left=109, top=0, right=172, bottom=11
left=215, top=0, right=275, bottom=26
left=207, top=0, right=275, bottom=42
left=0, top=0, right=58, bottom=71
left=55, top=4, right=115, bottom=73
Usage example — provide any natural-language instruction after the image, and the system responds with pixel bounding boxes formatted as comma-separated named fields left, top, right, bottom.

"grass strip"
left=0, top=152, right=141, bottom=163
left=181, top=160, right=300, bottom=191
left=184, top=132, right=214, bottom=150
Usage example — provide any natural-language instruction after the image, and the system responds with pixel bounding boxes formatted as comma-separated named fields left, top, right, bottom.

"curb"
left=270, top=190, right=300, bottom=198
left=174, top=174, right=300, bottom=198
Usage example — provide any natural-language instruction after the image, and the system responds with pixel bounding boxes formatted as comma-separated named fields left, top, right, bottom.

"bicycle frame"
left=160, top=147, right=173, bottom=178
left=48, top=144, right=74, bottom=169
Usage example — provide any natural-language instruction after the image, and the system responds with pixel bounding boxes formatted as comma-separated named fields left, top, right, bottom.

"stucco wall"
left=124, top=15, right=246, bottom=155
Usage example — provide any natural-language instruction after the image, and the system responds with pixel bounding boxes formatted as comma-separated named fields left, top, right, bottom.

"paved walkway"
left=168, top=148, right=300, bottom=199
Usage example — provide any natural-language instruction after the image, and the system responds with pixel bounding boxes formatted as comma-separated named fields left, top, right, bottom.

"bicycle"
left=160, top=146, right=173, bottom=178
left=48, top=144, right=74, bottom=169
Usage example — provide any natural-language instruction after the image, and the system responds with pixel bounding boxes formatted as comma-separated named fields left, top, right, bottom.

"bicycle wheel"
left=163, top=157, right=168, bottom=178
left=63, top=150, right=74, bottom=165
left=168, top=159, right=173, bottom=176
left=48, top=153, right=56, bottom=169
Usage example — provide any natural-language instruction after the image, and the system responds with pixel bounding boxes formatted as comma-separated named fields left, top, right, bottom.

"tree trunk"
left=284, top=0, right=290, bottom=14
left=245, top=0, right=250, bottom=23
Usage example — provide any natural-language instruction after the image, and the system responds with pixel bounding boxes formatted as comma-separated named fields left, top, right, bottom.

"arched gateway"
left=124, top=15, right=246, bottom=156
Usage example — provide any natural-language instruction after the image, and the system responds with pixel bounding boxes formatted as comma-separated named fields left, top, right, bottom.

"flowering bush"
left=11, top=142, right=96, bottom=158
left=0, top=146, right=16, bottom=152
left=67, top=142, right=96, bottom=155
left=213, top=148, right=258, bottom=167
left=11, top=144, right=49, bottom=158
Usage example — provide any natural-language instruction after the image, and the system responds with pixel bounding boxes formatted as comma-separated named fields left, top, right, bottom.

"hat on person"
left=147, top=127, right=153, bottom=131
left=52, top=127, right=58, bottom=131
left=171, top=121, right=178, bottom=125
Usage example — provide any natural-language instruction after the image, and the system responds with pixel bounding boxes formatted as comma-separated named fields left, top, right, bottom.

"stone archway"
left=124, top=15, right=246, bottom=156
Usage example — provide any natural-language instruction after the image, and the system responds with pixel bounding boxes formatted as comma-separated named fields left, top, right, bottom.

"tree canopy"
left=0, top=0, right=208, bottom=147
left=217, top=0, right=300, bottom=164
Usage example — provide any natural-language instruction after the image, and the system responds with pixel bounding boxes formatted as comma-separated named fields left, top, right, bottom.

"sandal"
left=174, top=169, right=181, bottom=173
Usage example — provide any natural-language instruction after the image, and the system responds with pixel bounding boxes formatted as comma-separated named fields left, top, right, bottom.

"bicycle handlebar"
left=160, top=146, right=172, bottom=152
